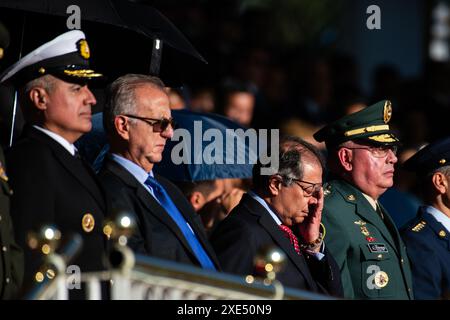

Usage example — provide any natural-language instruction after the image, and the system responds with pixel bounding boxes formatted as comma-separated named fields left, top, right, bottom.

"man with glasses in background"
left=314, top=100, right=413, bottom=299
left=98, top=74, right=220, bottom=270
left=210, top=136, right=343, bottom=296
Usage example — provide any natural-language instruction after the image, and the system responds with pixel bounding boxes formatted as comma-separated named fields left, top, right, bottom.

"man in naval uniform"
left=401, top=137, right=450, bottom=299
left=313, top=100, right=414, bottom=299
left=0, top=30, right=108, bottom=292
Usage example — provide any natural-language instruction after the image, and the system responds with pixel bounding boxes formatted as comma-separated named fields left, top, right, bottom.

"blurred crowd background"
left=1, top=0, right=449, bottom=227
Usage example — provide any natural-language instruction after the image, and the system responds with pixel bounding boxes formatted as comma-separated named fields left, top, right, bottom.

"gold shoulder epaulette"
left=412, top=221, right=426, bottom=232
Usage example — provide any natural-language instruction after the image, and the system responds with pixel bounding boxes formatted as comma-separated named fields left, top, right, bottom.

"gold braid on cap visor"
left=344, top=125, right=390, bottom=137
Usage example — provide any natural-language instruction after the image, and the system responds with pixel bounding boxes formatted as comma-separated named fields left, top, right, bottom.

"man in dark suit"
left=401, top=137, right=450, bottom=299
left=0, top=21, right=23, bottom=299
left=98, top=74, right=220, bottom=270
left=0, top=30, right=108, bottom=289
left=210, top=137, right=343, bottom=296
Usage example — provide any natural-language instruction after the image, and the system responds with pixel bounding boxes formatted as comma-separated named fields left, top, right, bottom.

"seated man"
left=210, top=136, right=343, bottom=296
left=401, top=137, right=450, bottom=299
left=98, top=74, right=220, bottom=270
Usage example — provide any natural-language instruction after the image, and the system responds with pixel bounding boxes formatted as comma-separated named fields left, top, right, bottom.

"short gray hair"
left=103, top=74, right=165, bottom=135
left=19, top=74, right=56, bottom=123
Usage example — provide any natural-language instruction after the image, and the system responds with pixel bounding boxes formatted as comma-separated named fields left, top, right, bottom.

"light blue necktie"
left=145, top=175, right=216, bottom=270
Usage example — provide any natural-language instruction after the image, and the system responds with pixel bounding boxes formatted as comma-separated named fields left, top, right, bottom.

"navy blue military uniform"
left=401, top=136, right=450, bottom=299
left=401, top=208, right=450, bottom=299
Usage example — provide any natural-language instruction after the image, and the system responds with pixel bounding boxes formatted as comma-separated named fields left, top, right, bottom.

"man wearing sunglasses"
left=98, top=74, right=220, bottom=270
left=210, top=137, right=343, bottom=296
left=314, top=100, right=413, bottom=299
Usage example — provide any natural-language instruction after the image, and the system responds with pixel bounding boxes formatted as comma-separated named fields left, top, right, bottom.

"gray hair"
left=19, top=74, right=56, bottom=123
left=103, top=74, right=165, bottom=135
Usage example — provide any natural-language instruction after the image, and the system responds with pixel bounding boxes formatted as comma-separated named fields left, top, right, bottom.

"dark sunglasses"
left=122, top=114, right=176, bottom=132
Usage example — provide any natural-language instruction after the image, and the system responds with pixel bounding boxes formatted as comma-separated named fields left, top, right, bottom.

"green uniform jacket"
left=0, top=148, right=23, bottom=299
left=322, top=179, right=413, bottom=299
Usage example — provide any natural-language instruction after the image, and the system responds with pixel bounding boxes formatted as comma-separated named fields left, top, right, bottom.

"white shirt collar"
left=362, top=192, right=378, bottom=211
left=33, top=125, right=76, bottom=156
left=423, top=205, right=450, bottom=233
left=248, top=191, right=283, bottom=225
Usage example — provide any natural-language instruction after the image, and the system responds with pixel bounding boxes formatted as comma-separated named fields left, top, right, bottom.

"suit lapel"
left=242, top=194, right=317, bottom=290
left=104, top=159, right=201, bottom=263
left=157, top=175, right=221, bottom=268
left=29, top=127, right=105, bottom=211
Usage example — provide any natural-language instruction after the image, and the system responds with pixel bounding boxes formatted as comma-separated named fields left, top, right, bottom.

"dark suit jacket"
left=401, top=207, right=450, bottom=299
left=6, top=126, right=108, bottom=286
left=210, top=193, right=343, bottom=297
left=0, top=147, right=23, bottom=299
left=97, top=157, right=220, bottom=270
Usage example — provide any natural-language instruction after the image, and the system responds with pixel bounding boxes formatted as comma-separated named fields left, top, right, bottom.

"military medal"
left=374, top=271, right=389, bottom=288
left=82, top=213, right=95, bottom=233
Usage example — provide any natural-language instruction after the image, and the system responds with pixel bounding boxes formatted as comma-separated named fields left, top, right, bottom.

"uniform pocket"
left=360, top=244, right=396, bottom=298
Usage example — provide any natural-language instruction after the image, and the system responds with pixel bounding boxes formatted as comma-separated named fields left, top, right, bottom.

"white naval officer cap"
left=0, top=30, right=103, bottom=87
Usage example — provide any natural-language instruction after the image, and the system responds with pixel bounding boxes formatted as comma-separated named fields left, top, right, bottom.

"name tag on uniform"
left=367, top=243, right=388, bottom=253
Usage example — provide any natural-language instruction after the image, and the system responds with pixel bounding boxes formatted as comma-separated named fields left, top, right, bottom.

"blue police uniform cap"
left=0, top=30, right=103, bottom=87
left=403, top=137, right=450, bottom=175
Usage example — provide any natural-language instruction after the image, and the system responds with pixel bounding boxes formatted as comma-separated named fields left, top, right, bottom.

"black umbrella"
left=0, top=0, right=207, bottom=146
left=0, top=0, right=207, bottom=73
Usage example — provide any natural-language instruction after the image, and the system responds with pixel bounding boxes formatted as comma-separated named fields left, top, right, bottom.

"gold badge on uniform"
left=374, top=271, right=389, bottom=288
left=354, top=220, right=366, bottom=226
left=347, top=194, right=356, bottom=201
left=360, top=226, right=370, bottom=237
left=383, top=100, right=392, bottom=123
left=439, top=230, right=446, bottom=238
left=82, top=213, right=95, bottom=233
left=0, top=161, right=8, bottom=182
left=77, top=39, right=90, bottom=59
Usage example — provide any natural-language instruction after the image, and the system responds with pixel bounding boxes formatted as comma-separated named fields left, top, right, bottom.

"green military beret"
left=313, top=100, right=400, bottom=148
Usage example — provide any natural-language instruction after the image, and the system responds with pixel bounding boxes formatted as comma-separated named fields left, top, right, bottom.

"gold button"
left=2, top=246, right=7, bottom=252
left=377, top=254, right=383, bottom=259
left=5, top=277, right=10, bottom=284
left=82, top=213, right=95, bottom=233
left=401, top=258, right=404, bottom=264
left=347, top=194, right=356, bottom=201
left=0, top=215, right=2, bottom=221
left=439, top=230, right=446, bottom=238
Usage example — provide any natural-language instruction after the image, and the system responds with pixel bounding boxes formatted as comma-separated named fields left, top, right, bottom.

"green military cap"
left=313, top=100, right=399, bottom=148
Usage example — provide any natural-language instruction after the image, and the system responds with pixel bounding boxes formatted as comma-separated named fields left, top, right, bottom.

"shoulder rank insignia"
left=439, top=230, right=446, bottom=238
left=347, top=194, right=356, bottom=201
left=411, top=221, right=426, bottom=232
left=354, top=220, right=367, bottom=226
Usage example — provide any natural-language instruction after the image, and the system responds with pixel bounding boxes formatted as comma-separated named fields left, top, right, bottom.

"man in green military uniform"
left=314, top=100, right=413, bottom=299
left=0, top=20, right=24, bottom=299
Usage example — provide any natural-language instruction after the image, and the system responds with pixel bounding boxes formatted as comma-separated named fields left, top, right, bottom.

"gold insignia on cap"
left=347, top=194, right=356, bottom=201
left=82, top=213, right=95, bottom=233
left=383, top=101, right=392, bottom=123
left=412, top=221, right=426, bottom=232
left=63, top=69, right=102, bottom=78
left=439, top=230, right=446, bottom=238
left=374, top=271, right=389, bottom=288
left=439, top=159, right=446, bottom=165
left=344, top=125, right=389, bottom=137
left=38, top=67, right=46, bottom=74
left=367, top=134, right=397, bottom=143
left=0, top=48, right=4, bottom=60
left=77, top=39, right=90, bottom=59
